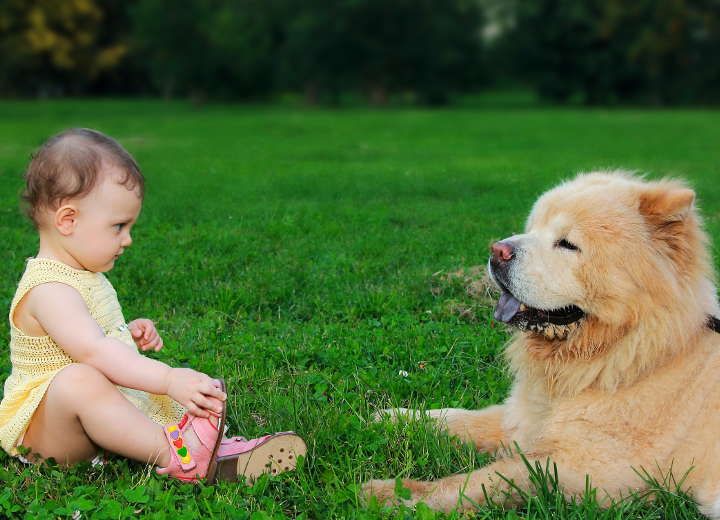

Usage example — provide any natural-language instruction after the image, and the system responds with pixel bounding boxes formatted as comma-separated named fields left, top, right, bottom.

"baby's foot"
left=156, top=413, right=223, bottom=482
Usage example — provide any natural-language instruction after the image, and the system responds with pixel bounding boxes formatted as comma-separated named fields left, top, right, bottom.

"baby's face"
left=68, top=166, right=142, bottom=272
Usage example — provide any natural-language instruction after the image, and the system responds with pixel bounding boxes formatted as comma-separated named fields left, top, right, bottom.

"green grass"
left=0, top=99, right=719, bottom=519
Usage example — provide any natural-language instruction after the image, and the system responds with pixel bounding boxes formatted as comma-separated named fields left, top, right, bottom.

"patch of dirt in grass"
left=430, top=265, right=499, bottom=322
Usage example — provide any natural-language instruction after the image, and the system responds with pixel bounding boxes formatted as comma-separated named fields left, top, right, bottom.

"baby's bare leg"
left=23, top=363, right=170, bottom=466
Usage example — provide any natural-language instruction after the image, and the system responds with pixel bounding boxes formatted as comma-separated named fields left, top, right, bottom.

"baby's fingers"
left=203, top=380, right=227, bottom=401
left=139, top=340, right=153, bottom=351
left=205, top=396, right=225, bottom=415
left=193, top=393, right=223, bottom=415
left=144, top=334, right=161, bottom=351
left=130, top=324, right=143, bottom=339
left=185, top=401, right=209, bottom=418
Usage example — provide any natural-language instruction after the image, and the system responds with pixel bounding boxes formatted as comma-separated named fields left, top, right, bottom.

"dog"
left=363, top=171, right=720, bottom=516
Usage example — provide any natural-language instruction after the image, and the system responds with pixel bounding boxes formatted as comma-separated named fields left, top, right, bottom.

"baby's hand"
left=165, top=368, right=227, bottom=418
left=129, top=318, right=163, bottom=352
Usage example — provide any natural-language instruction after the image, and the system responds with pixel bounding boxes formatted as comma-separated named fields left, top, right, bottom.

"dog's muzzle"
left=494, top=288, right=586, bottom=340
left=489, top=240, right=586, bottom=340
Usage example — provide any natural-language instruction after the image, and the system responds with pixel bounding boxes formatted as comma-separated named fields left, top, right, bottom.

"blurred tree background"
left=0, top=0, right=718, bottom=105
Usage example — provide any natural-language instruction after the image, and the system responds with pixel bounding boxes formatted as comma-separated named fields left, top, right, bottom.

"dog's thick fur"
left=363, top=171, right=720, bottom=515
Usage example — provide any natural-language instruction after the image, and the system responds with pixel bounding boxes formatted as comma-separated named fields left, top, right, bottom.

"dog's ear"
left=638, top=185, right=695, bottom=224
left=638, top=184, right=696, bottom=259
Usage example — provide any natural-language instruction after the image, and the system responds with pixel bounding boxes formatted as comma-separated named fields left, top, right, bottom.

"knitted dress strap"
left=10, top=258, right=94, bottom=330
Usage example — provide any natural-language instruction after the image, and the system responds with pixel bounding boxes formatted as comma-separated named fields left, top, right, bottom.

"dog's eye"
left=556, top=239, right=580, bottom=251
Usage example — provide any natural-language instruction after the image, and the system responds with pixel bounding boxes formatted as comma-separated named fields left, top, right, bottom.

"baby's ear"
left=55, top=205, right=78, bottom=235
left=638, top=184, right=695, bottom=224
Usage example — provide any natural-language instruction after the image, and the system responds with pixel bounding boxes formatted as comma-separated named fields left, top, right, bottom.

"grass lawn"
left=0, top=99, right=719, bottom=519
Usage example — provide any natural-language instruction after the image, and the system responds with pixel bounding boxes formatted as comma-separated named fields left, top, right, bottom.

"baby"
left=0, top=128, right=306, bottom=482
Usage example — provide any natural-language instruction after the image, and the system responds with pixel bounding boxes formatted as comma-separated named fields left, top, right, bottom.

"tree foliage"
left=277, top=0, right=485, bottom=104
left=1, top=0, right=718, bottom=105
left=499, top=0, right=720, bottom=104
left=129, top=0, right=484, bottom=104
left=0, top=0, right=129, bottom=96
left=130, top=0, right=282, bottom=100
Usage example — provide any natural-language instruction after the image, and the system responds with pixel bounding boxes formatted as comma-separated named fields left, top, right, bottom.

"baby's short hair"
left=22, top=128, right=144, bottom=226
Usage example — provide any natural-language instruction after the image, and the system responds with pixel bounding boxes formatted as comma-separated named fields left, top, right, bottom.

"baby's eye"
left=115, top=223, right=126, bottom=231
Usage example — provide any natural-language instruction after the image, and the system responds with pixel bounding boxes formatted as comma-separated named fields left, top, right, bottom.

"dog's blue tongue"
left=495, top=292, right=521, bottom=323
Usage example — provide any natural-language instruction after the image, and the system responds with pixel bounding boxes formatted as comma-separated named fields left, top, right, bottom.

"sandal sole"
left=215, top=433, right=306, bottom=483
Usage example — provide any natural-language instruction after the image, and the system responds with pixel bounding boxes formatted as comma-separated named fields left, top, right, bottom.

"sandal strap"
left=188, top=414, right=221, bottom=450
left=164, top=415, right=196, bottom=471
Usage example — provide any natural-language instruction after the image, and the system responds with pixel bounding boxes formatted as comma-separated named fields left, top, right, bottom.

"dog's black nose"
left=491, top=241, right=515, bottom=262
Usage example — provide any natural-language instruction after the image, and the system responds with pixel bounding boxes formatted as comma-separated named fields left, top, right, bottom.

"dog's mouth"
left=494, top=289, right=586, bottom=340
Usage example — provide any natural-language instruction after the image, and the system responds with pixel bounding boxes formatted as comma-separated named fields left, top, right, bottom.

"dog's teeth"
left=545, top=326, right=556, bottom=340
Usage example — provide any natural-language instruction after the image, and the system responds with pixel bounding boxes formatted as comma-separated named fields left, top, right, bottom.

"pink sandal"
left=156, top=379, right=307, bottom=484
left=215, top=432, right=307, bottom=483
left=156, top=379, right=227, bottom=483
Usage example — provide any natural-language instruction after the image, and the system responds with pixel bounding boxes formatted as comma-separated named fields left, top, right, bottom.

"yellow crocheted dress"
left=0, top=257, right=185, bottom=456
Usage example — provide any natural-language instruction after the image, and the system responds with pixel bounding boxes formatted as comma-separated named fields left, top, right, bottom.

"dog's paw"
left=361, top=478, right=421, bottom=507
left=361, top=478, right=430, bottom=508
left=361, top=478, right=399, bottom=506
left=372, top=407, right=415, bottom=422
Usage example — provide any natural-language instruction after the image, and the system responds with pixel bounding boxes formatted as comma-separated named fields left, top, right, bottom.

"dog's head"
left=488, top=171, right=711, bottom=347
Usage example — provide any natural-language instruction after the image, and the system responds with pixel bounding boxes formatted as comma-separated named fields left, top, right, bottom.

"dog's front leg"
left=363, top=448, right=645, bottom=512
left=378, top=404, right=508, bottom=452
left=362, top=457, right=530, bottom=511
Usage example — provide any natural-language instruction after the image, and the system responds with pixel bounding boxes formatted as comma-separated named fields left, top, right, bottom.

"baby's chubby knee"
left=51, top=363, right=113, bottom=397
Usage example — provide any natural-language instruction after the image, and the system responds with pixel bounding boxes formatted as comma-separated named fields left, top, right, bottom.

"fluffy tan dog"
left=363, top=171, right=720, bottom=516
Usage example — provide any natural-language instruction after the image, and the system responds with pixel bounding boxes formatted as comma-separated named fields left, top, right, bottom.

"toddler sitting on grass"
left=0, top=128, right=306, bottom=482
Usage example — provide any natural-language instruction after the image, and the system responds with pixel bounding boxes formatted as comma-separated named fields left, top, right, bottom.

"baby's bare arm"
left=28, top=282, right=171, bottom=393
left=25, top=283, right=225, bottom=415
